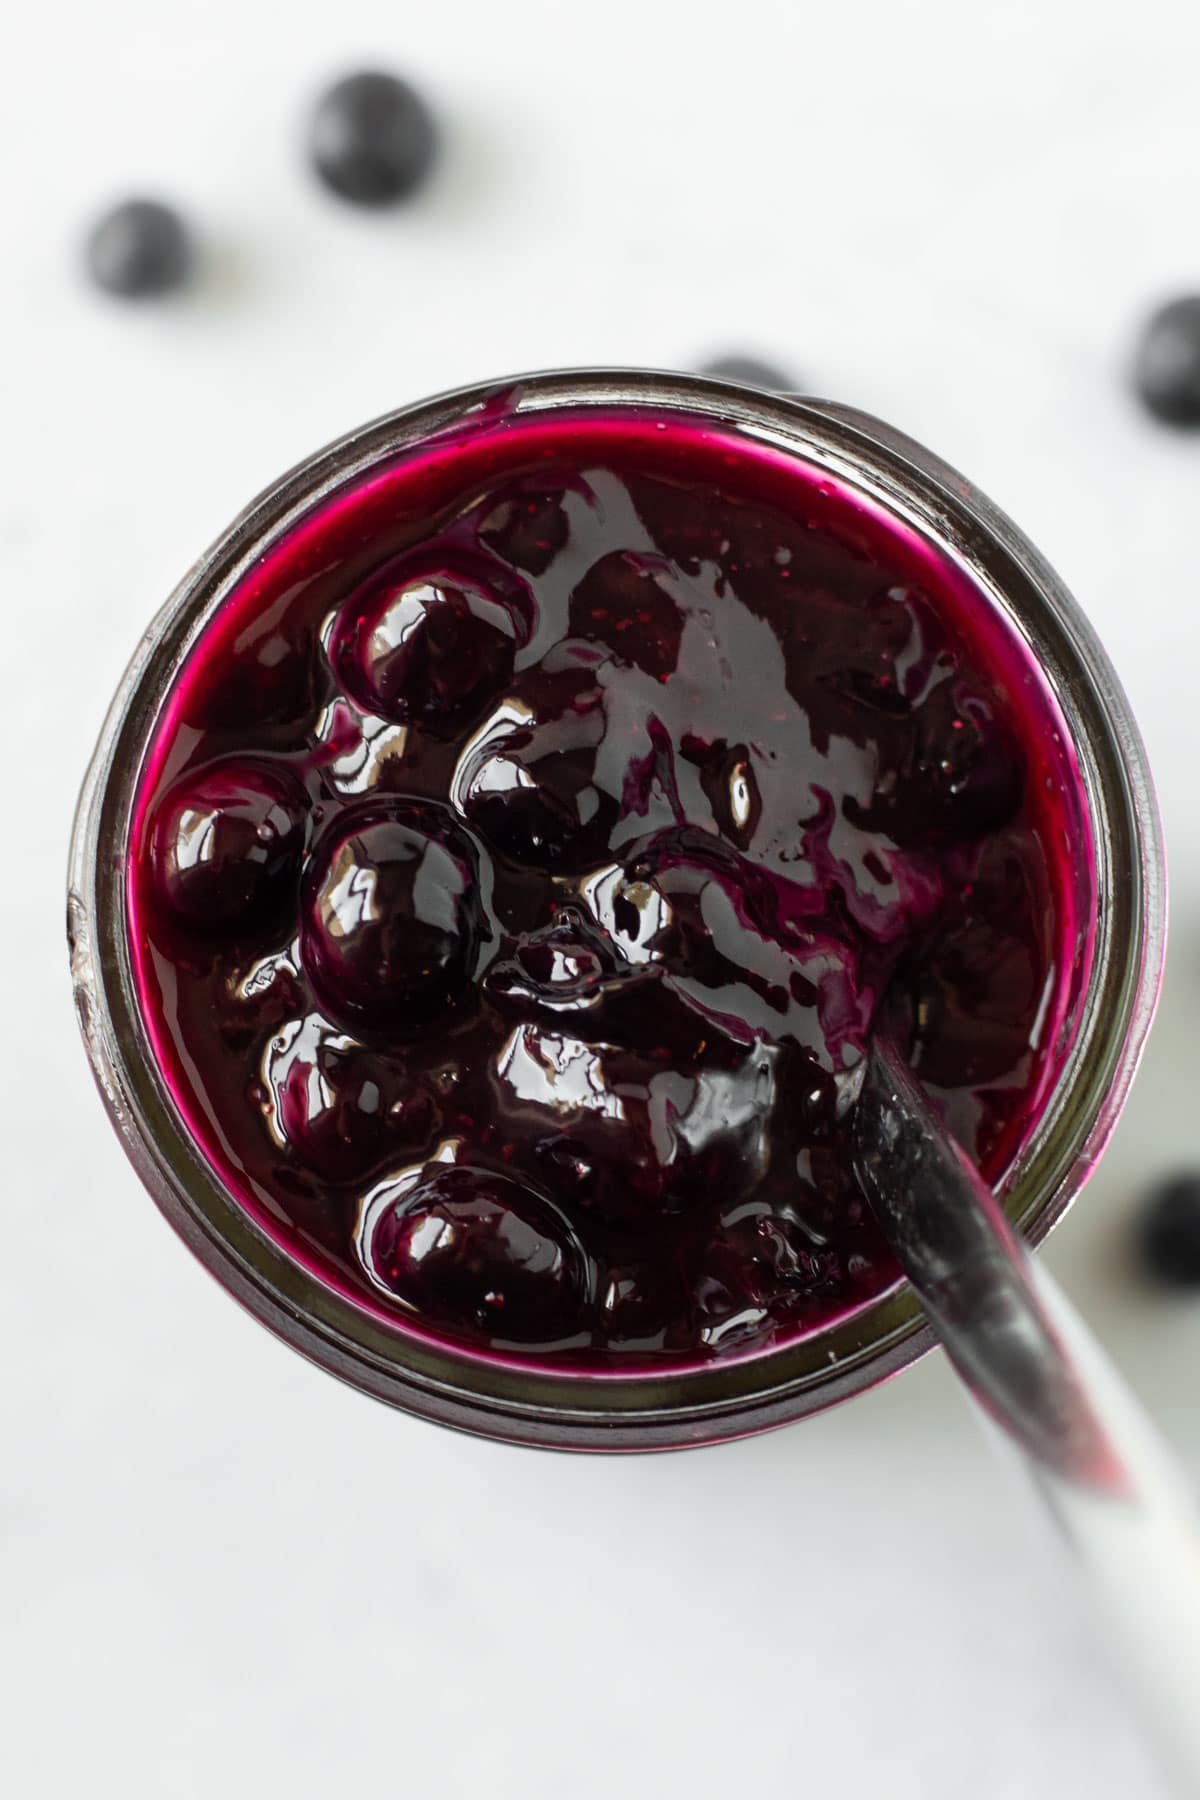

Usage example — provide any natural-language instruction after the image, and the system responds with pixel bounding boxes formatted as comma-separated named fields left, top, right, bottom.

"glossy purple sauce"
left=127, top=406, right=1091, bottom=1367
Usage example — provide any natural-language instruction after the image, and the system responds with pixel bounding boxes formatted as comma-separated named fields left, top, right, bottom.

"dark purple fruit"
left=479, top=484, right=571, bottom=575
left=1134, top=297, right=1200, bottom=428
left=302, top=802, right=485, bottom=1031
left=152, top=760, right=306, bottom=930
left=365, top=1165, right=590, bottom=1345
left=85, top=198, right=192, bottom=299
left=459, top=701, right=617, bottom=870
left=568, top=552, right=685, bottom=680
left=270, top=1025, right=436, bottom=1179
left=309, top=71, right=438, bottom=206
left=335, top=558, right=523, bottom=728
left=1137, top=1175, right=1200, bottom=1288
left=847, top=681, right=1023, bottom=848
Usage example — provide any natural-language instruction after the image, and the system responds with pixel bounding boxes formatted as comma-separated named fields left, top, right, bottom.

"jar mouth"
left=69, top=368, right=1166, bottom=1451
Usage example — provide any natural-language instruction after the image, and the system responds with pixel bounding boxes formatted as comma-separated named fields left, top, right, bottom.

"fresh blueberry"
left=308, top=71, right=438, bottom=206
left=1137, top=1175, right=1200, bottom=1288
left=1133, top=298, right=1200, bottom=427
left=85, top=199, right=192, bottom=299
left=698, top=354, right=796, bottom=393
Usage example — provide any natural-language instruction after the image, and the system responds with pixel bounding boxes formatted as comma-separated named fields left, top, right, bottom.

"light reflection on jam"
left=127, top=406, right=1089, bottom=1366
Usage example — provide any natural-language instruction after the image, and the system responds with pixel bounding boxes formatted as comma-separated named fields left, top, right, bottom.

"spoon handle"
left=853, top=1039, right=1200, bottom=1798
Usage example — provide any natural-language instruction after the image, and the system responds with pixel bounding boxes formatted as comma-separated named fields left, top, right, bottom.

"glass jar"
left=68, top=369, right=1166, bottom=1450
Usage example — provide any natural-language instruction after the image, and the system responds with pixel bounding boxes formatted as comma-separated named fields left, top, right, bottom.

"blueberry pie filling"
left=128, top=406, right=1087, bottom=1366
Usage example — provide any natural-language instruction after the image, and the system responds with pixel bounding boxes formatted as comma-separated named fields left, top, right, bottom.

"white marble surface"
left=4, top=1, right=1200, bottom=1793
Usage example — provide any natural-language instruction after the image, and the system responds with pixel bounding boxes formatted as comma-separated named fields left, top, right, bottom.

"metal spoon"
left=851, top=1038, right=1200, bottom=1798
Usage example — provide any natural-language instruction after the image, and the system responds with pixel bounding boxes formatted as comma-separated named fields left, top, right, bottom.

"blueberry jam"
left=128, top=405, right=1089, bottom=1367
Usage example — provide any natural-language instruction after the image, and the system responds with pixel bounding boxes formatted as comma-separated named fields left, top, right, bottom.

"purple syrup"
left=127, top=406, right=1091, bottom=1367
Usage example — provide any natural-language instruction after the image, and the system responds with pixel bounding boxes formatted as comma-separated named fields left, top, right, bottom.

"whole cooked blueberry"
left=151, top=759, right=307, bottom=930
left=599, top=1263, right=680, bottom=1354
left=1134, top=298, right=1200, bottom=427
left=568, top=551, right=685, bottom=680
left=85, top=199, right=192, bottom=299
left=1137, top=1175, right=1200, bottom=1288
left=685, top=1246, right=771, bottom=1354
left=458, top=701, right=617, bottom=870
left=364, top=1165, right=590, bottom=1345
left=302, top=802, right=485, bottom=1031
left=605, top=829, right=773, bottom=980
left=479, top=483, right=571, bottom=575
left=268, top=1019, right=437, bottom=1178
left=335, top=558, right=524, bottom=728
left=847, top=681, right=1023, bottom=848
left=698, top=354, right=795, bottom=393
left=308, top=71, right=438, bottom=206
left=904, top=833, right=1042, bottom=1088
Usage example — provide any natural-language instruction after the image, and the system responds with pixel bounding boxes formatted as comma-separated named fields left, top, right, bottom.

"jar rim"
left=68, top=368, right=1167, bottom=1451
